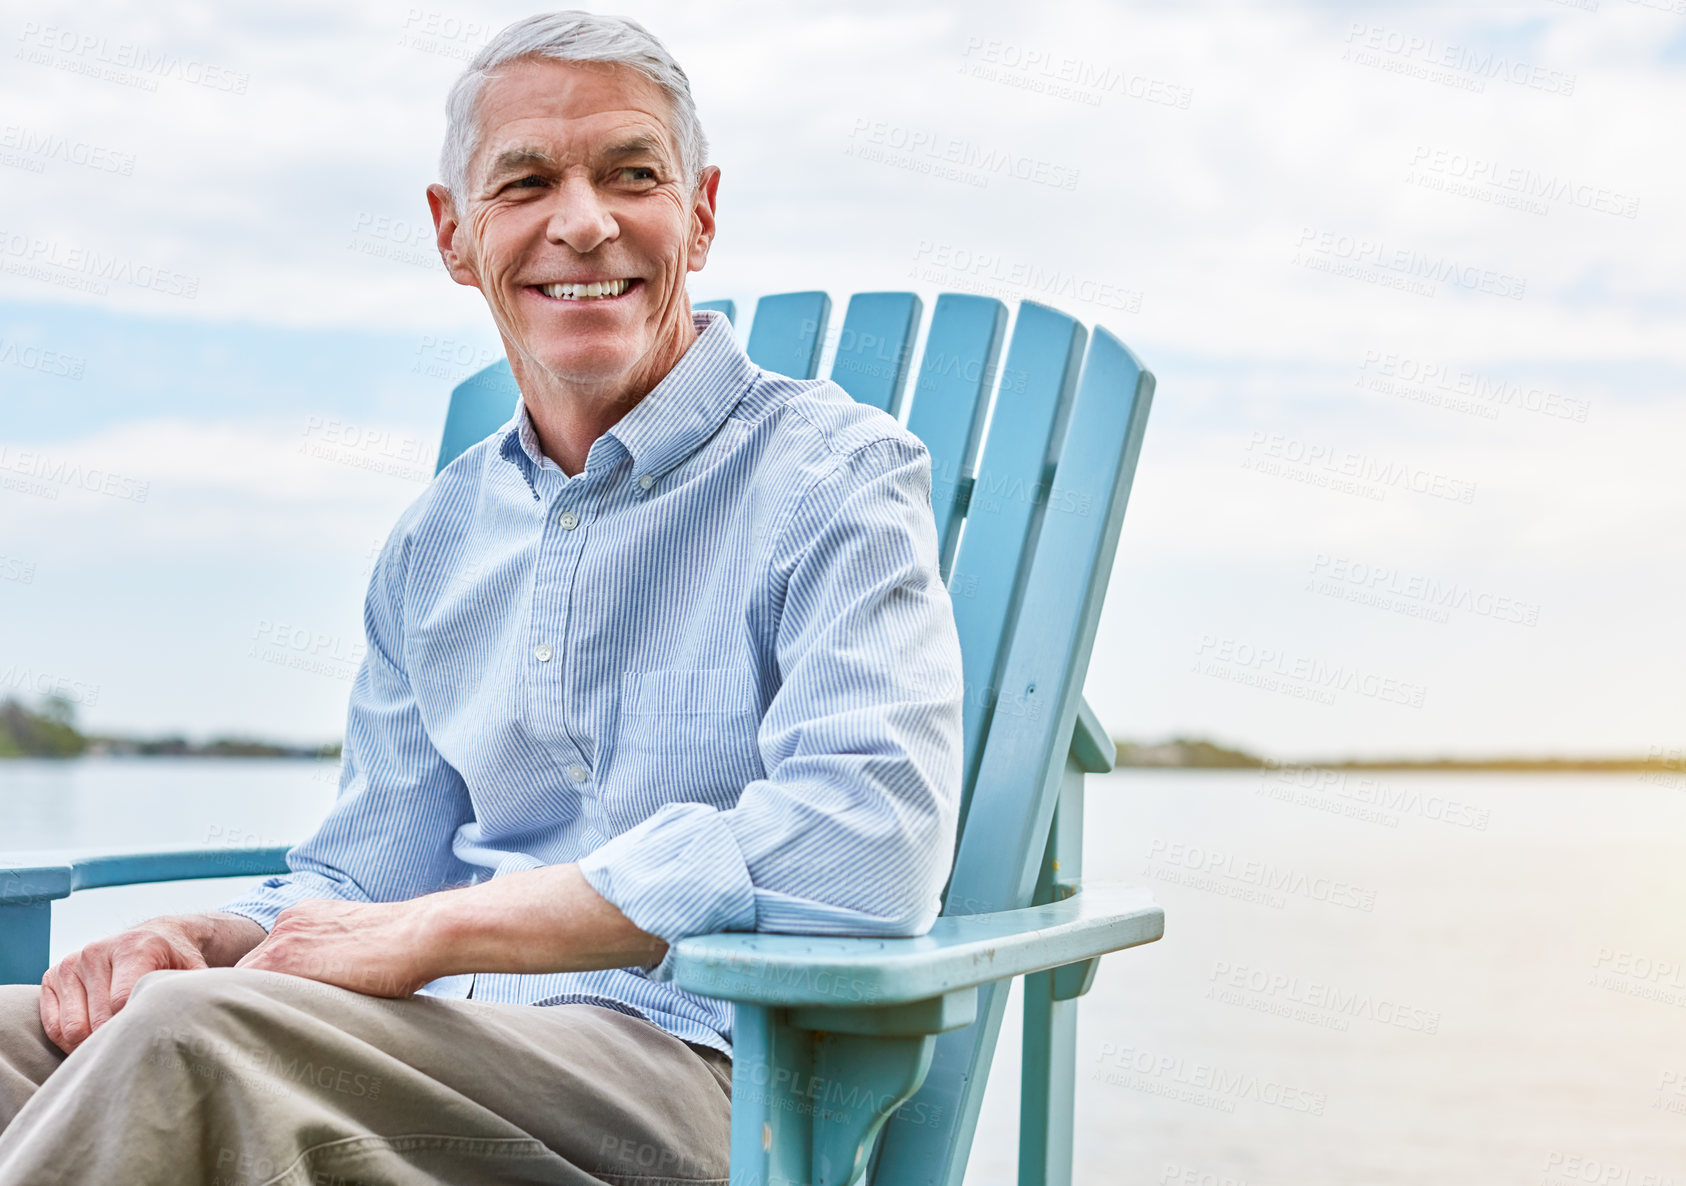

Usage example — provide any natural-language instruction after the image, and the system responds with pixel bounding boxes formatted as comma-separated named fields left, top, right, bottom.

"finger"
left=51, top=967, right=93, bottom=1053
left=38, top=976, right=63, bottom=1051
left=80, top=955, right=117, bottom=1033
left=104, top=947, right=154, bottom=1018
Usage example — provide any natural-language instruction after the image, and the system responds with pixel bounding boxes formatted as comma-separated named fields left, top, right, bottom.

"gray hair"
left=438, top=11, right=709, bottom=204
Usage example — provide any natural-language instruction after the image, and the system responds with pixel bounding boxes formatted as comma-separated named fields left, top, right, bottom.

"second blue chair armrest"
left=672, top=879, right=1161, bottom=1009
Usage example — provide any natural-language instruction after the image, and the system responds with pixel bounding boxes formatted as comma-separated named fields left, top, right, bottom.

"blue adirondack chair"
left=0, top=290, right=1161, bottom=1186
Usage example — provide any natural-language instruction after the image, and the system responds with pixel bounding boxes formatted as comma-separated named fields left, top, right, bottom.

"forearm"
left=422, top=863, right=667, bottom=977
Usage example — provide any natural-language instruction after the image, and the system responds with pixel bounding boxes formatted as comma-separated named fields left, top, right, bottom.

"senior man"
left=0, top=11, right=963, bottom=1184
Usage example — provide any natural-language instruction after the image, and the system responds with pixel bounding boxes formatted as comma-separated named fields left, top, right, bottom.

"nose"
left=546, top=172, right=617, bottom=255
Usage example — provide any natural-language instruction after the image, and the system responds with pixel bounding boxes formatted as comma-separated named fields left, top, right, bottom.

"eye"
left=619, top=166, right=658, bottom=183
left=509, top=175, right=547, bottom=189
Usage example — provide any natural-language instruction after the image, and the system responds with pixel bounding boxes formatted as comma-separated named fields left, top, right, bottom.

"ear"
left=685, top=166, right=722, bottom=273
left=427, top=184, right=480, bottom=288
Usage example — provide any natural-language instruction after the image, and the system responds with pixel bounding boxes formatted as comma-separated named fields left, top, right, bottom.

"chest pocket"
left=611, top=668, right=766, bottom=818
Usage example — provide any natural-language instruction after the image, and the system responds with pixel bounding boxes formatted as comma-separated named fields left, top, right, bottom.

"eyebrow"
left=484, top=146, right=559, bottom=182
left=482, top=136, right=669, bottom=185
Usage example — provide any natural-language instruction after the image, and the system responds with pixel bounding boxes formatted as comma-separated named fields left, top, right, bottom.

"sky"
left=1, top=0, right=1681, bottom=760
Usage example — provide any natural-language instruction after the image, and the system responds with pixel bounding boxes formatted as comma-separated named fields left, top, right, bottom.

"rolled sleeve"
left=578, top=435, right=964, bottom=983
left=576, top=804, right=758, bottom=981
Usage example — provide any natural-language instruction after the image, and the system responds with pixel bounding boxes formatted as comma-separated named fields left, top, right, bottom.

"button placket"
left=526, top=486, right=576, bottom=752
left=534, top=478, right=608, bottom=779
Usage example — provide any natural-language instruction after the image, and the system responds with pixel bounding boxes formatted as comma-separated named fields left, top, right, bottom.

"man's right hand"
left=39, top=912, right=268, bottom=1054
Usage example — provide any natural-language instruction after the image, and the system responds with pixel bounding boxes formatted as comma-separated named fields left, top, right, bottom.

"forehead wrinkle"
left=477, top=128, right=679, bottom=193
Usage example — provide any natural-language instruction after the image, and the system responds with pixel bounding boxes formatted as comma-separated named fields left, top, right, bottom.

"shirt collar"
left=497, top=310, right=755, bottom=493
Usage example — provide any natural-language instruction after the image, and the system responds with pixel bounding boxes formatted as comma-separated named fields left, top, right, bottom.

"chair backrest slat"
left=952, top=325, right=1151, bottom=912
left=828, top=291, right=922, bottom=415
left=903, top=295, right=1007, bottom=577
left=871, top=325, right=1156, bottom=1186
left=744, top=290, right=831, bottom=379
left=942, top=301, right=1087, bottom=821
left=435, top=362, right=519, bottom=476
left=693, top=297, right=737, bottom=324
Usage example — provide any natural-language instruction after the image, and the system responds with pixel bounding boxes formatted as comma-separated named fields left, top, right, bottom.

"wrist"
left=413, top=886, right=479, bottom=977
left=187, top=912, right=268, bottom=966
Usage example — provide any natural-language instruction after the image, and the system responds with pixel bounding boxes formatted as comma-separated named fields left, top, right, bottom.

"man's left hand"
left=234, top=897, right=440, bottom=998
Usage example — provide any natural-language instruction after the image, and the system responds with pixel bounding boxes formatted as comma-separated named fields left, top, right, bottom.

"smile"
left=534, top=278, right=637, bottom=301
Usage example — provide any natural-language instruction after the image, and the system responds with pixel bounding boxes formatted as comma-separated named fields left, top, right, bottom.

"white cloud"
left=1, top=0, right=1680, bottom=753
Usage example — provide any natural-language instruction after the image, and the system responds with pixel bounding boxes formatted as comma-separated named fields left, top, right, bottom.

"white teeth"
left=539, top=279, right=632, bottom=300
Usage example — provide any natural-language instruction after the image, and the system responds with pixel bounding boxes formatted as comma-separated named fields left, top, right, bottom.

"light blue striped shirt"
left=216, top=310, right=964, bottom=1059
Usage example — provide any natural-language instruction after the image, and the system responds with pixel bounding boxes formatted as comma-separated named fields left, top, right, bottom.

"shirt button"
left=558, top=510, right=579, bottom=530
left=567, top=764, right=588, bottom=782
left=533, top=644, right=553, bottom=662
left=637, top=474, right=654, bottom=490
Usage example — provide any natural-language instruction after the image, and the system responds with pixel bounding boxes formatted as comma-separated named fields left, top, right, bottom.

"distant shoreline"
left=1118, top=756, right=1680, bottom=773
left=1113, top=737, right=1681, bottom=774
left=1, top=697, right=341, bottom=761
left=3, top=696, right=1677, bottom=773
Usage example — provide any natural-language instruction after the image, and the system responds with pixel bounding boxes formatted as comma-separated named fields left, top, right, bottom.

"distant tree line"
left=1115, top=736, right=1265, bottom=768
left=1113, top=735, right=1684, bottom=772
left=0, top=696, right=340, bottom=760
left=3, top=692, right=1673, bottom=772
left=0, top=695, right=84, bottom=757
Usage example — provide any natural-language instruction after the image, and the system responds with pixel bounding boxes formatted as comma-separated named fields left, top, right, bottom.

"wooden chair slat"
left=954, top=325, right=1153, bottom=915
left=903, top=294, right=1007, bottom=578
left=692, top=297, right=737, bottom=324
left=944, top=301, right=1087, bottom=820
left=435, top=361, right=519, bottom=476
left=827, top=291, right=922, bottom=415
left=744, top=290, right=832, bottom=379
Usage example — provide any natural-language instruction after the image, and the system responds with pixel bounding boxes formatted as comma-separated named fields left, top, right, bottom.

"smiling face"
left=428, top=57, right=719, bottom=407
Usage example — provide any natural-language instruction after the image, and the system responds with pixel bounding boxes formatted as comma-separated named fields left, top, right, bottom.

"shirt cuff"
left=213, top=869, right=367, bottom=934
left=576, top=802, right=757, bottom=983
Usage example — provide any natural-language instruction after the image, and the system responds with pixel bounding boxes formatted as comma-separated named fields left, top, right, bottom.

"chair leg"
left=0, top=902, right=51, bottom=986
left=730, top=1002, right=939, bottom=1186
left=1019, top=760, right=1086, bottom=1186
left=1019, top=969, right=1079, bottom=1186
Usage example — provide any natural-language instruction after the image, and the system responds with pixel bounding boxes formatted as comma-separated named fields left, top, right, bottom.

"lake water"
left=2, top=759, right=1682, bottom=1185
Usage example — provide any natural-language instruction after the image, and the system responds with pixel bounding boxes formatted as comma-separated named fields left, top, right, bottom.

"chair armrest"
left=672, top=879, right=1161, bottom=1008
left=0, top=846, right=293, bottom=904
left=1071, top=695, right=1116, bottom=774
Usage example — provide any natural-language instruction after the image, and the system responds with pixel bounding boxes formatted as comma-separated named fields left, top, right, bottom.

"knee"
left=0, top=983, right=48, bottom=1052
left=0, top=984, right=43, bottom=1030
left=112, top=969, right=293, bottom=1069
left=110, top=969, right=225, bottom=1049
left=126, top=967, right=366, bottom=1036
left=126, top=966, right=301, bottom=1019
left=117, top=967, right=299, bottom=1045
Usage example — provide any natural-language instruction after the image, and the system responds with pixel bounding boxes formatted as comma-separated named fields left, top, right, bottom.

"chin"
left=524, top=332, right=641, bottom=385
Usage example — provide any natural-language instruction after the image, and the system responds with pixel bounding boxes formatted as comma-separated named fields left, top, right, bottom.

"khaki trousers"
left=0, top=967, right=731, bottom=1185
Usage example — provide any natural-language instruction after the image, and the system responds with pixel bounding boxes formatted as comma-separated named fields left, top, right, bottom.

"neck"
left=508, top=316, right=699, bottom=477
